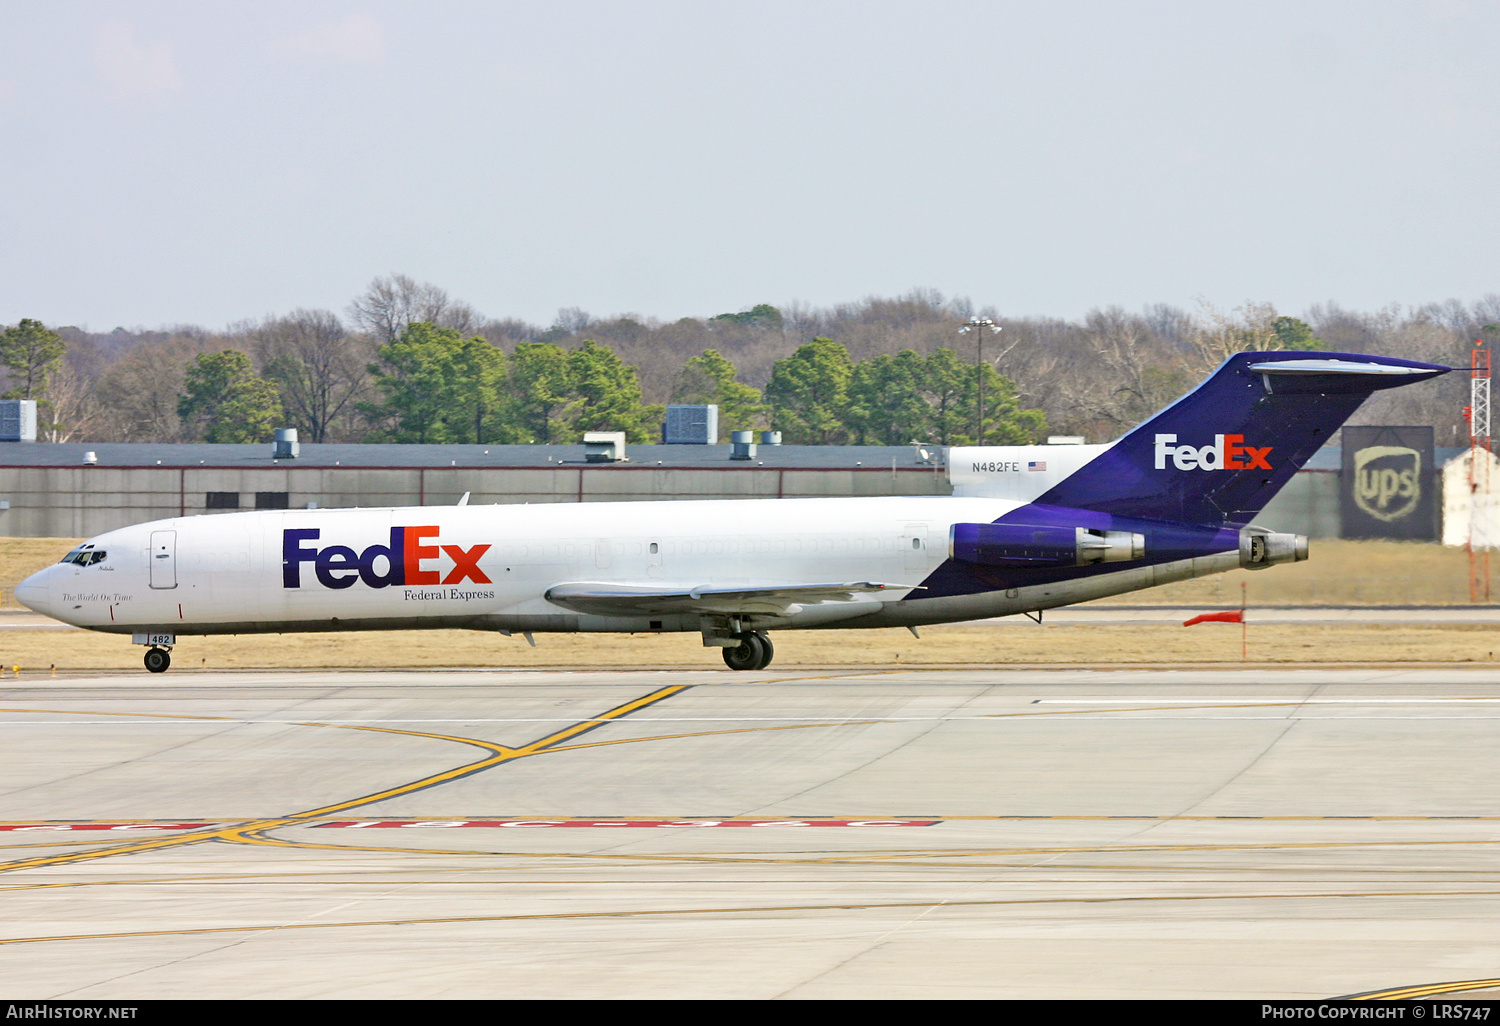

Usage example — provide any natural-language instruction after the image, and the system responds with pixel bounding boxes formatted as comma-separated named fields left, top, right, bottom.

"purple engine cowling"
left=950, top=522, right=1145, bottom=568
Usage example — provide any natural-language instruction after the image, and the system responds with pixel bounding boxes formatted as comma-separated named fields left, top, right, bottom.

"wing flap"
left=543, top=581, right=912, bottom=618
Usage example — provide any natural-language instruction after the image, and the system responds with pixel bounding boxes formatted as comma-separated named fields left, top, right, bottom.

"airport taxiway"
left=2, top=666, right=1500, bottom=999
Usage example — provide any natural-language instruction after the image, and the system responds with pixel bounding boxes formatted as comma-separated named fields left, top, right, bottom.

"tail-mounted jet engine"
left=950, top=523, right=1145, bottom=569
left=1238, top=527, right=1308, bottom=570
left=951, top=519, right=1306, bottom=573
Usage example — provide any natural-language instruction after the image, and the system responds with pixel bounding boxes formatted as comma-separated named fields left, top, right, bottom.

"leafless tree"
left=39, top=288, right=1500, bottom=450
left=39, top=360, right=101, bottom=442
left=477, top=317, right=541, bottom=350
left=1186, top=300, right=1280, bottom=371
left=348, top=274, right=480, bottom=342
left=553, top=307, right=593, bottom=335
left=91, top=335, right=210, bottom=442
left=32, top=334, right=113, bottom=442
left=1321, top=306, right=1470, bottom=447
left=255, top=309, right=374, bottom=442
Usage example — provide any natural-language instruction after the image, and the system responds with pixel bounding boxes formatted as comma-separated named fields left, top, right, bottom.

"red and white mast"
left=1467, top=340, right=1491, bottom=603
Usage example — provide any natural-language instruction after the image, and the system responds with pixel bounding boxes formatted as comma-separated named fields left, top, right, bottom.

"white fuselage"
left=17, top=495, right=1048, bottom=636
left=15, top=446, right=1248, bottom=641
left=15, top=348, right=1445, bottom=660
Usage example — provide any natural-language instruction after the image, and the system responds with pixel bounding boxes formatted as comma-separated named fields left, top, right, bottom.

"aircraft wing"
left=543, top=580, right=914, bottom=617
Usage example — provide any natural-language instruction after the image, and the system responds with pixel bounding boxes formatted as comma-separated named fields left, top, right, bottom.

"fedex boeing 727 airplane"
left=13, top=351, right=1448, bottom=672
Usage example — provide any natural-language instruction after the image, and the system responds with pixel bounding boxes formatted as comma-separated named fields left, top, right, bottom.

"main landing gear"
left=722, top=632, right=774, bottom=671
left=143, top=647, right=171, bottom=673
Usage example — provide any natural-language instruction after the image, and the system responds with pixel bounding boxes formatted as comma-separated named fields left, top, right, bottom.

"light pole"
left=958, top=316, right=1001, bottom=443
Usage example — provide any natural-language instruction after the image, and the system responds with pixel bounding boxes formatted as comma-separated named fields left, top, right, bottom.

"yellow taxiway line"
left=0, top=682, right=691, bottom=874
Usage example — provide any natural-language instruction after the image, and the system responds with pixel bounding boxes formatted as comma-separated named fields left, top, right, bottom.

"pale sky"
left=2, top=1, right=1498, bottom=331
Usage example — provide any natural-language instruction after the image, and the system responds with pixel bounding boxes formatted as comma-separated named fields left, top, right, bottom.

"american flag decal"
left=1028, top=461, right=1046, bottom=471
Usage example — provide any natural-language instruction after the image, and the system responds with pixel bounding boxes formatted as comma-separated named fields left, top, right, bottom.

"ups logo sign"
left=1353, top=445, right=1421, bottom=522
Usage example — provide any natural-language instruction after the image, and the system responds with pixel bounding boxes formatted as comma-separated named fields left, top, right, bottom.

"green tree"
left=709, top=303, right=783, bottom=330
left=1272, top=316, right=1324, bottom=351
left=846, top=350, right=931, bottom=444
left=366, top=323, right=511, bottom=443
left=765, top=337, right=853, bottom=443
left=178, top=350, right=285, bottom=443
left=450, top=336, right=512, bottom=443
left=961, top=362, right=1046, bottom=445
left=568, top=340, right=661, bottom=442
left=0, top=318, right=65, bottom=401
left=921, top=348, right=971, bottom=446
left=670, top=349, right=765, bottom=438
left=365, top=325, right=454, bottom=442
left=507, top=342, right=575, bottom=443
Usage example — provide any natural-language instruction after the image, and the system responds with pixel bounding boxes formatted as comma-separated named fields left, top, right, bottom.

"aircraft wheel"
left=753, top=633, right=774, bottom=670
left=722, top=634, right=765, bottom=671
left=144, top=647, right=171, bottom=674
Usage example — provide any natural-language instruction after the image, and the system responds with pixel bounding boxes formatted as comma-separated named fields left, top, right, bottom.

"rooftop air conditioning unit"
left=584, top=431, right=627, bottom=463
left=663, top=404, right=718, bottom=444
left=0, top=400, right=37, bottom=442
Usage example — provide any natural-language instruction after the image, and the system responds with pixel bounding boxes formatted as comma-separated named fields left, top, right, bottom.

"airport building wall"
left=1253, top=470, right=1341, bottom=539
left=0, top=461, right=955, bottom=538
left=0, top=442, right=1429, bottom=541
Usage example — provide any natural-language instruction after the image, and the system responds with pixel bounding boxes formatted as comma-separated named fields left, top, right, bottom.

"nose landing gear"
left=722, top=632, right=774, bottom=671
left=143, top=647, right=171, bottom=673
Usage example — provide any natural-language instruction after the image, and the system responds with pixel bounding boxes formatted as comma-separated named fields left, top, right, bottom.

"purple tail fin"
left=1037, top=352, right=1449, bottom=526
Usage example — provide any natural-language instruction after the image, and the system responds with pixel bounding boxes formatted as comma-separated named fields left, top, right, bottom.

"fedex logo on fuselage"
left=1153, top=434, right=1272, bottom=472
left=282, top=527, right=491, bottom=590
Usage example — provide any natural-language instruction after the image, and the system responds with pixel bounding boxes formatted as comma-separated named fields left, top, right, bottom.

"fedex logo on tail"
left=283, top=527, right=491, bottom=590
left=1153, top=434, right=1272, bottom=471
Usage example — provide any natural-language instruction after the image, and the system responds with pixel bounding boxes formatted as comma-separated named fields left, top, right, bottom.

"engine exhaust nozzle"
left=1239, top=528, right=1308, bottom=570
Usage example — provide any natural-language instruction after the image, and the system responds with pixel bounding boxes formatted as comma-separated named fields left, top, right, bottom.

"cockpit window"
left=58, top=545, right=106, bottom=566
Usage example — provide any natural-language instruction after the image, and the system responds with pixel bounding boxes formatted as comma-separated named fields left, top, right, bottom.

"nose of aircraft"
left=13, top=567, right=53, bottom=616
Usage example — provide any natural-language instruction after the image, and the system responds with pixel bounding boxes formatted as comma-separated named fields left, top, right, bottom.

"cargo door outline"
left=150, top=531, right=177, bottom=589
left=902, top=523, right=929, bottom=575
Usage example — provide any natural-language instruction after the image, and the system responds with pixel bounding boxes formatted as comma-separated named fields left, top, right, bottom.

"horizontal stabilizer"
left=1247, top=358, right=1440, bottom=377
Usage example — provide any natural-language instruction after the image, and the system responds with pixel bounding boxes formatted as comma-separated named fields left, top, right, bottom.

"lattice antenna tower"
left=1468, top=340, right=1491, bottom=602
